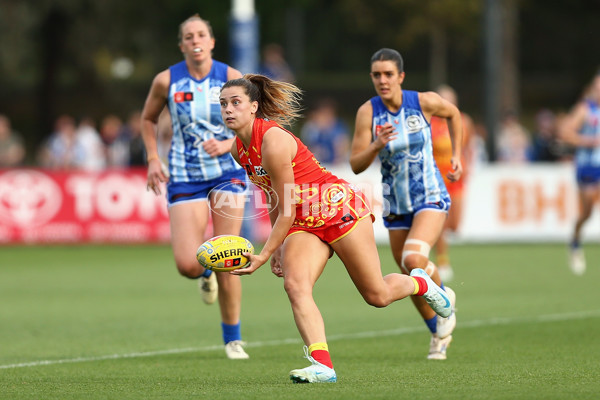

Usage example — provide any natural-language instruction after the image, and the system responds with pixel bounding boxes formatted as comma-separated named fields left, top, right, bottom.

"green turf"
left=1, top=243, right=599, bottom=399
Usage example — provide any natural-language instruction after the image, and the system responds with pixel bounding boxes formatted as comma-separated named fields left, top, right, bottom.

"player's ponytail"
left=222, top=74, right=303, bottom=127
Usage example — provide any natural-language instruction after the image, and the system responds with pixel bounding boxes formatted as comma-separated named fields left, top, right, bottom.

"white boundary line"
left=2, top=309, right=599, bottom=370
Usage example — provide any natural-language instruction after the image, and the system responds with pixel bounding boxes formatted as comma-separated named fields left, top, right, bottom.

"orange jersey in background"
left=430, top=114, right=471, bottom=195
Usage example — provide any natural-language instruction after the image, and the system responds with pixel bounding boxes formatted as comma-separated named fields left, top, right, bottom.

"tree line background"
left=0, top=0, right=599, bottom=162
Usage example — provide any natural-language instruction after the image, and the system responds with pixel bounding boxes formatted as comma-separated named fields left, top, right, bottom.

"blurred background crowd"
left=0, top=90, right=579, bottom=172
left=0, top=99, right=578, bottom=171
left=0, top=0, right=597, bottom=170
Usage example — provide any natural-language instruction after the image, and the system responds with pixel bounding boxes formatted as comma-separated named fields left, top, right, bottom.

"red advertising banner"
left=0, top=168, right=171, bottom=244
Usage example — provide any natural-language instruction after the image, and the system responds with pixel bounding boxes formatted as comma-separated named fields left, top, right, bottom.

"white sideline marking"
left=2, top=309, right=599, bottom=370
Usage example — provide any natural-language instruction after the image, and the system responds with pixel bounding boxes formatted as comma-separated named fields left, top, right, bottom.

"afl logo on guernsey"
left=405, top=115, right=423, bottom=133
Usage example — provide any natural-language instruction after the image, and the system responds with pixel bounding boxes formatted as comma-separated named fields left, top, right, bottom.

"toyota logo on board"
left=0, top=170, right=62, bottom=228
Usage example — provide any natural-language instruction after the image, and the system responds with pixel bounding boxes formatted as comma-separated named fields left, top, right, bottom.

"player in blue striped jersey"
left=560, top=73, right=600, bottom=276
left=351, top=48, right=464, bottom=360
left=141, top=14, right=249, bottom=360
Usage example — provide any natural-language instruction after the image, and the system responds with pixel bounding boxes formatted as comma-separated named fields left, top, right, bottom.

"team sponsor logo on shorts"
left=337, top=213, right=356, bottom=229
left=338, top=220, right=354, bottom=229
left=340, top=213, right=355, bottom=223
left=230, top=178, right=247, bottom=189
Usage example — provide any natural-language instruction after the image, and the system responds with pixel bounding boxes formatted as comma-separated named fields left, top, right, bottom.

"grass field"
left=1, top=243, right=599, bottom=399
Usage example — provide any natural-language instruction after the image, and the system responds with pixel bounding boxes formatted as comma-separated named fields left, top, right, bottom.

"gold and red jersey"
left=236, top=118, right=336, bottom=190
left=236, top=118, right=372, bottom=242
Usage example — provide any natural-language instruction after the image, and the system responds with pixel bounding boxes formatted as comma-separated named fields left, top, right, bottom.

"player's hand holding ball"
left=196, top=235, right=254, bottom=272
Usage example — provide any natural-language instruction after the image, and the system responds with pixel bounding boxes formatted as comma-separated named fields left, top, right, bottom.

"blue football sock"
left=201, top=269, right=213, bottom=278
left=424, top=315, right=437, bottom=335
left=222, top=322, right=242, bottom=344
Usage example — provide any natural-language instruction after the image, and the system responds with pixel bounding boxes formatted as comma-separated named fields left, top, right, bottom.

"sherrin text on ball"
left=196, top=235, right=254, bottom=272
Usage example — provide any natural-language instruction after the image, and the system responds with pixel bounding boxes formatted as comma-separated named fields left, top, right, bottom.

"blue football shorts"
left=166, top=169, right=248, bottom=207
left=383, top=200, right=450, bottom=230
left=576, top=165, right=600, bottom=186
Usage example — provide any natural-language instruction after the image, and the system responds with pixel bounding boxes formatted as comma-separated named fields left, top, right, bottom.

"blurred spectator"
left=300, top=98, right=350, bottom=165
left=99, top=114, right=129, bottom=167
left=0, top=114, right=26, bottom=167
left=552, top=112, right=576, bottom=161
left=259, top=43, right=295, bottom=83
left=38, top=114, right=84, bottom=169
left=76, top=116, right=106, bottom=171
left=495, top=110, right=531, bottom=163
left=529, top=108, right=562, bottom=162
left=121, top=110, right=146, bottom=166
left=470, top=122, right=489, bottom=167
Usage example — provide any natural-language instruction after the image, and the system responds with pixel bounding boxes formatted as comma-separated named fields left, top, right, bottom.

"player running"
left=218, top=73, right=452, bottom=383
left=350, top=48, right=462, bottom=360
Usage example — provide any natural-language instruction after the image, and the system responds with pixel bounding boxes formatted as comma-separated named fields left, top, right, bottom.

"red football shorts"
left=286, top=180, right=375, bottom=244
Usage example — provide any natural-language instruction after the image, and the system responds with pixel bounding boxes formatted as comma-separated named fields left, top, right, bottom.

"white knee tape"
left=404, top=239, right=431, bottom=257
left=401, top=239, right=432, bottom=273
left=425, top=260, right=435, bottom=276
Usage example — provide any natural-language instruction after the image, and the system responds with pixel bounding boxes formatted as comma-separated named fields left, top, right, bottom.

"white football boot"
left=438, top=264, right=454, bottom=282
left=428, top=335, right=453, bottom=360
left=289, top=346, right=337, bottom=383
left=410, top=268, right=452, bottom=318
left=436, top=286, right=456, bottom=339
left=569, top=247, right=586, bottom=276
left=198, top=271, right=218, bottom=305
left=225, top=340, right=249, bottom=360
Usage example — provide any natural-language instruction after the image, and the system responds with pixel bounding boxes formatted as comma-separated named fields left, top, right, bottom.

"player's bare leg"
left=210, top=191, right=248, bottom=359
left=282, top=232, right=336, bottom=383
left=389, top=210, right=456, bottom=359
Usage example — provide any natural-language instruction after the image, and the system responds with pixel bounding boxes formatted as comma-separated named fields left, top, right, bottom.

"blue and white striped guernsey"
left=166, top=60, right=242, bottom=183
left=574, top=99, right=600, bottom=168
left=370, top=90, right=449, bottom=215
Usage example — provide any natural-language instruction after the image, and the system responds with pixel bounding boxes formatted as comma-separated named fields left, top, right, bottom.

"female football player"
left=219, top=73, right=452, bottom=383
left=350, top=48, right=463, bottom=360
left=141, top=14, right=249, bottom=359
left=560, top=73, right=600, bottom=275
left=430, top=84, right=474, bottom=282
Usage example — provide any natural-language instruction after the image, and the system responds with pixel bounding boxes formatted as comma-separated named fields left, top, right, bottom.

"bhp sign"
left=327, top=163, right=598, bottom=243
left=459, top=164, right=596, bottom=242
left=0, top=168, right=170, bottom=243
left=498, top=180, right=569, bottom=224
